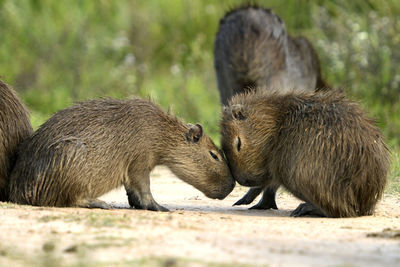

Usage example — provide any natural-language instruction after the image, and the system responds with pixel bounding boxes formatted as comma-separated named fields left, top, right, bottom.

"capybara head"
left=220, top=93, right=278, bottom=187
left=168, top=123, right=235, bottom=199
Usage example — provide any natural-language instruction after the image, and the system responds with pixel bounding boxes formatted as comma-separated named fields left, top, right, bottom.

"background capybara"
left=221, top=90, right=389, bottom=217
left=214, top=4, right=329, bottom=209
left=0, top=80, right=33, bottom=201
left=214, top=4, right=328, bottom=106
left=9, top=98, right=235, bottom=211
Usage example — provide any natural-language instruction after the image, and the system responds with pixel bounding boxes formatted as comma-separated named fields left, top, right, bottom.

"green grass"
left=1, top=0, right=399, bottom=141
left=1, top=241, right=264, bottom=267
left=387, top=151, right=400, bottom=195
left=36, top=211, right=134, bottom=228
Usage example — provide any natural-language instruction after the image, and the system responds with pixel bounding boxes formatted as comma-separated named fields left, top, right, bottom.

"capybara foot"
left=136, top=201, right=169, bottom=212
left=126, top=191, right=167, bottom=211
left=233, top=187, right=262, bottom=206
left=76, top=199, right=112, bottom=209
left=290, top=202, right=326, bottom=217
left=127, top=191, right=142, bottom=209
left=147, top=203, right=169, bottom=212
left=249, top=187, right=278, bottom=210
left=249, top=197, right=278, bottom=210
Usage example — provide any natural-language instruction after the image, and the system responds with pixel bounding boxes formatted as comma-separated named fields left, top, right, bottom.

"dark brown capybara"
left=9, top=98, right=235, bottom=211
left=221, top=90, right=389, bottom=217
left=214, top=4, right=328, bottom=105
left=214, top=4, right=329, bottom=209
left=0, top=80, right=33, bottom=201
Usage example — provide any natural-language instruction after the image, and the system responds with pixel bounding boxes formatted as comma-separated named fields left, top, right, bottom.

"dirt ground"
left=1, top=166, right=400, bottom=267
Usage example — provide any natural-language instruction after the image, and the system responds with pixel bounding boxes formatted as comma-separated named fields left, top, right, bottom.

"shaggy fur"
left=9, top=98, right=234, bottom=211
left=221, top=90, right=389, bottom=217
left=214, top=4, right=329, bottom=209
left=0, top=80, right=32, bottom=201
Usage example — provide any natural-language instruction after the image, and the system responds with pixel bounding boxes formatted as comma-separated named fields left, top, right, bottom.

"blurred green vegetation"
left=0, top=1, right=399, bottom=152
left=388, top=152, right=400, bottom=196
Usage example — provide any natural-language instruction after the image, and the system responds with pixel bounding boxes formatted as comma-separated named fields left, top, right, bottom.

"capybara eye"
left=237, top=137, right=241, bottom=152
left=209, top=151, right=219, bottom=161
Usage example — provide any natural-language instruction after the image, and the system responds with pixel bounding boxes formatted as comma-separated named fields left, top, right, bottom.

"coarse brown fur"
left=214, top=4, right=328, bottom=106
left=9, top=98, right=235, bottom=211
left=0, top=80, right=33, bottom=201
left=214, top=4, right=329, bottom=209
left=221, top=90, right=389, bottom=217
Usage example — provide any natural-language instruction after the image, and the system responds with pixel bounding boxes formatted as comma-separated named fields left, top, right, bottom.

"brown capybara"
left=214, top=4, right=329, bottom=209
left=214, top=4, right=328, bottom=106
left=9, top=98, right=235, bottom=211
left=0, top=80, right=33, bottom=201
left=221, top=90, right=389, bottom=217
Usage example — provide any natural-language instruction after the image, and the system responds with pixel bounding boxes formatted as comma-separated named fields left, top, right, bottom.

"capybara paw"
left=77, top=199, right=112, bottom=209
left=148, top=203, right=169, bottom=212
left=155, top=205, right=169, bottom=212
left=135, top=201, right=169, bottom=212
left=249, top=199, right=278, bottom=210
left=233, top=196, right=253, bottom=206
left=127, top=192, right=142, bottom=209
left=233, top=187, right=262, bottom=206
left=290, top=202, right=325, bottom=217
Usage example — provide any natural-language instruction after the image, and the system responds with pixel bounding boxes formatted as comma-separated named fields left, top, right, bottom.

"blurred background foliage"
left=0, top=0, right=399, bottom=152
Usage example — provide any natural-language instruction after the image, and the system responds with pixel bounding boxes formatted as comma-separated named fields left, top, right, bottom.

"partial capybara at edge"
left=221, top=90, right=389, bottom=217
left=214, top=4, right=329, bottom=209
left=0, top=80, right=33, bottom=201
left=9, top=98, right=235, bottom=211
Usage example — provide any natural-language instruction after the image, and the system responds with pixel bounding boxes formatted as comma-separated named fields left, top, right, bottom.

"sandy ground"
left=1, top=166, right=400, bottom=267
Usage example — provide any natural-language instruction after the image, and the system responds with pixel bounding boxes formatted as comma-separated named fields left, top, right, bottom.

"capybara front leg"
left=250, top=184, right=279, bottom=210
left=125, top=169, right=168, bottom=212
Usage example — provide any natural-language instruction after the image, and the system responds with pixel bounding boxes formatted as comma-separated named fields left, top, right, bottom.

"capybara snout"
left=170, top=123, right=235, bottom=200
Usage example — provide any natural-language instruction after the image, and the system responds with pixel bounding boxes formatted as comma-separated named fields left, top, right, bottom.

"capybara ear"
left=230, top=104, right=247, bottom=120
left=222, top=106, right=230, bottom=117
left=186, top=123, right=203, bottom=143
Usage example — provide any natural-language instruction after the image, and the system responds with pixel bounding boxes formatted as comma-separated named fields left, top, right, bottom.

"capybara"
left=0, top=80, right=33, bottom=201
left=214, top=4, right=328, bottom=106
left=221, top=90, right=389, bottom=217
left=9, top=98, right=235, bottom=211
left=214, top=4, right=329, bottom=209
